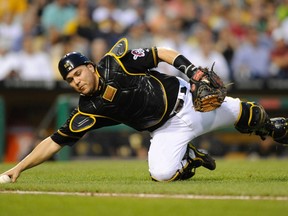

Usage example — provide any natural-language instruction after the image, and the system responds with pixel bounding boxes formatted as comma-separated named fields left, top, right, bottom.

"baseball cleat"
left=188, top=157, right=204, bottom=168
left=187, top=143, right=216, bottom=170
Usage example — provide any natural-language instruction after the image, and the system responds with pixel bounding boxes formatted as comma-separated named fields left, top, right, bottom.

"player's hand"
left=2, top=167, right=21, bottom=183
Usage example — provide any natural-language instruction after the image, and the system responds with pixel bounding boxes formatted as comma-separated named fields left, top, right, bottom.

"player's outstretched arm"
left=157, top=47, right=195, bottom=77
left=1, top=137, right=62, bottom=183
left=157, top=47, right=180, bottom=65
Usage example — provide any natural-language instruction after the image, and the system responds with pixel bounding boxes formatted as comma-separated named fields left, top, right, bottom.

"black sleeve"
left=50, top=108, right=120, bottom=146
left=119, top=47, right=159, bottom=73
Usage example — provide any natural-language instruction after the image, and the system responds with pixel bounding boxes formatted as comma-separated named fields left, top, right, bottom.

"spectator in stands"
left=187, top=24, right=231, bottom=84
left=215, top=26, right=238, bottom=80
left=90, top=37, right=109, bottom=64
left=0, top=0, right=30, bottom=80
left=269, top=28, right=288, bottom=78
left=145, top=0, right=171, bottom=36
left=206, top=1, right=228, bottom=34
left=0, top=0, right=27, bottom=22
left=276, top=0, right=288, bottom=22
left=0, top=45, right=17, bottom=80
left=5, top=35, right=54, bottom=81
left=13, top=2, right=46, bottom=52
left=231, top=24, right=272, bottom=80
left=180, top=0, right=199, bottom=35
left=64, top=4, right=101, bottom=42
left=125, top=21, right=153, bottom=49
left=0, top=11, right=22, bottom=52
left=41, top=0, right=76, bottom=45
left=91, top=0, right=125, bottom=47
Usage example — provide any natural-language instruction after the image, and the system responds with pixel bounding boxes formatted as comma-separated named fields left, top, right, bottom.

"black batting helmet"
left=58, top=52, right=95, bottom=80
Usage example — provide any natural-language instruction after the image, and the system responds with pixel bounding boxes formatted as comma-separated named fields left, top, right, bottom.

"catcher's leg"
left=235, top=101, right=288, bottom=144
left=151, top=158, right=203, bottom=182
left=151, top=143, right=216, bottom=182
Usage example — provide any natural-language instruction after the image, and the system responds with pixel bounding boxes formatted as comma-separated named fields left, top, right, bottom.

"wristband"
left=172, top=54, right=194, bottom=74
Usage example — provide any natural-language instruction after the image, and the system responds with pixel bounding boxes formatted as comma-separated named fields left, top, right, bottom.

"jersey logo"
left=103, top=85, right=117, bottom=102
left=64, top=61, right=73, bottom=71
left=131, top=48, right=145, bottom=60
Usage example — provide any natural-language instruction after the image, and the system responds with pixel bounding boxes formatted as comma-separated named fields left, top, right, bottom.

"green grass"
left=0, top=158, right=288, bottom=216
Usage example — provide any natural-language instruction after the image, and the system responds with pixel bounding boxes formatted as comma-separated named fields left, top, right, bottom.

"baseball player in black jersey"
left=2, top=38, right=288, bottom=182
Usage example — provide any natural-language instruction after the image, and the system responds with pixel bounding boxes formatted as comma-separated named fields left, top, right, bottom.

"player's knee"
left=234, top=101, right=269, bottom=134
left=150, top=161, right=195, bottom=182
left=150, top=168, right=179, bottom=182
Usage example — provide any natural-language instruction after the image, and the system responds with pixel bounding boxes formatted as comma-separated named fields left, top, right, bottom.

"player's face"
left=66, top=64, right=99, bottom=95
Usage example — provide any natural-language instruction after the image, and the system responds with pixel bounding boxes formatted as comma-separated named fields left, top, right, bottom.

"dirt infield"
left=1, top=190, right=288, bottom=201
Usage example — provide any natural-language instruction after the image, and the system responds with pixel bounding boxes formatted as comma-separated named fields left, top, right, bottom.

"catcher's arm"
left=158, top=48, right=227, bottom=112
left=157, top=47, right=205, bottom=80
left=1, top=137, right=62, bottom=182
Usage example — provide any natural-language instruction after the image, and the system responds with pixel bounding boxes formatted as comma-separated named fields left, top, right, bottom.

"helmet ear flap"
left=58, top=52, right=94, bottom=80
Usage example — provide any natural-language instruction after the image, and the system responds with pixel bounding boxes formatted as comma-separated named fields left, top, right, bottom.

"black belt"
left=170, top=86, right=187, bottom=117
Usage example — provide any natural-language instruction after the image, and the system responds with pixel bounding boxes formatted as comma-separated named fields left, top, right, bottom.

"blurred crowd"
left=0, top=0, right=288, bottom=83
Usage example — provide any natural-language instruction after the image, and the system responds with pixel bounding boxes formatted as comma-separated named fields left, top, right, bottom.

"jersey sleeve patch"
left=69, top=113, right=96, bottom=132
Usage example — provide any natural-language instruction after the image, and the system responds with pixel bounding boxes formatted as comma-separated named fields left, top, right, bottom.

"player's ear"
left=87, top=64, right=95, bottom=72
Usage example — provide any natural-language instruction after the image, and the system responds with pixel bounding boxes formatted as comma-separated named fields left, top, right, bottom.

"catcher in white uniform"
left=2, top=38, right=288, bottom=182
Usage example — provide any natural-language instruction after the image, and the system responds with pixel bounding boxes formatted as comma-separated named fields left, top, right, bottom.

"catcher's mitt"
left=187, top=63, right=227, bottom=112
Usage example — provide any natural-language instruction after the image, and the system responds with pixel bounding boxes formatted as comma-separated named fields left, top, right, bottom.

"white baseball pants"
left=148, top=78, right=241, bottom=181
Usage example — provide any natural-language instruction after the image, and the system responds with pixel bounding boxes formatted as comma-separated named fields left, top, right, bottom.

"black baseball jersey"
left=51, top=39, right=180, bottom=146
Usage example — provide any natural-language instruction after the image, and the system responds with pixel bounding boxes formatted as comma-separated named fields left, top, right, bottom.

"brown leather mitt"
left=188, top=63, right=227, bottom=112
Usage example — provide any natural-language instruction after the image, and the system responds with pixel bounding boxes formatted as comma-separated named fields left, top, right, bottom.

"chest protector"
left=78, top=39, right=168, bottom=131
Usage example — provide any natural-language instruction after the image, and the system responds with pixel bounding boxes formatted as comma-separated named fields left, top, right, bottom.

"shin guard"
left=235, top=101, right=288, bottom=144
left=235, top=101, right=269, bottom=137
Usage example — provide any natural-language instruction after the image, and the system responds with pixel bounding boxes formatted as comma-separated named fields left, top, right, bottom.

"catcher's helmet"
left=58, top=52, right=95, bottom=80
